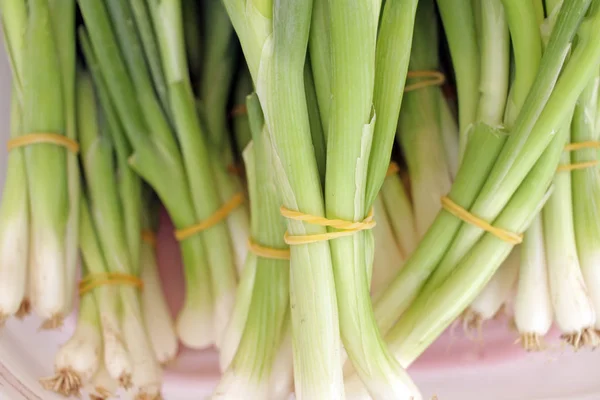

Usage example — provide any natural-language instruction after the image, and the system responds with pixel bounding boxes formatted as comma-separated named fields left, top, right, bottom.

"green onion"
left=572, top=73, right=600, bottom=332
left=79, top=195, right=132, bottom=387
left=0, top=87, right=28, bottom=323
left=140, top=199, right=178, bottom=365
left=214, top=93, right=290, bottom=400
left=40, top=260, right=102, bottom=397
left=23, top=0, right=69, bottom=328
left=436, top=0, right=480, bottom=158
left=514, top=214, right=553, bottom=351
left=544, top=116, right=597, bottom=348
left=48, top=0, right=80, bottom=316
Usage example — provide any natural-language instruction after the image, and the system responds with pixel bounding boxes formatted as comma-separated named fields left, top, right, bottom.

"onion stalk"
left=514, top=214, right=553, bottom=350
left=397, top=0, right=453, bottom=238
left=141, top=201, right=178, bottom=365
left=0, top=88, right=28, bottom=324
left=23, top=0, right=70, bottom=328
left=79, top=196, right=133, bottom=388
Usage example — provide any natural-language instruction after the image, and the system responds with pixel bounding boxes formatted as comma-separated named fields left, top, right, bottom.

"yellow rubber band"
left=281, top=207, right=376, bottom=245
left=7, top=133, right=80, bottom=153
left=141, top=230, right=157, bottom=247
left=557, top=141, right=600, bottom=171
left=247, top=238, right=290, bottom=260
left=405, top=70, right=446, bottom=93
left=386, top=161, right=400, bottom=177
left=564, top=141, right=600, bottom=151
left=79, top=273, right=143, bottom=296
left=175, top=192, right=244, bottom=241
left=229, top=104, right=248, bottom=118
left=557, top=160, right=599, bottom=172
left=441, top=196, right=523, bottom=245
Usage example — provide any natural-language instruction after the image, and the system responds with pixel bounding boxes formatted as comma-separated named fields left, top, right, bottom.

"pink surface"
left=153, top=209, right=541, bottom=384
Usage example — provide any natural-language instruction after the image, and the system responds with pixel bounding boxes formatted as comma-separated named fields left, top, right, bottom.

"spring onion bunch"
left=77, top=71, right=161, bottom=398
left=371, top=0, right=579, bottom=339
left=78, top=0, right=239, bottom=350
left=383, top=0, right=600, bottom=365
left=0, top=0, right=78, bottom=328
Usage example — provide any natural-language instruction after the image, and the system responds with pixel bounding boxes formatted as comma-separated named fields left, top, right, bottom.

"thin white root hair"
left=516, top=333, right=546, bottom=352
left=15, top=299, right=31, bottom=319
left=39, top=369, right=82, bottom=397
left=461, top=308, right=484, bottom=342
left=561, top=327, right=600, bottom=350
left=39, top=314, right=64, bottom=331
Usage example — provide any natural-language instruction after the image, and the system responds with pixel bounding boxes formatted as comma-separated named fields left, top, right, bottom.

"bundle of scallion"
left=0, top=0, right=79, bottom=329
left=376, top=0, right=600, bottom=366
left=78, top=0, right=239, bottom=350
left=225, top=0, right=425, bottom=398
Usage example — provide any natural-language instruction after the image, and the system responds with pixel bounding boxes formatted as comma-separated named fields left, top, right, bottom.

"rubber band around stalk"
left=280, top=207, right=376, bottom=245
left=404, top=70, right=446, bottom=93
left=7, top=132, right=80, bottom=153
left=440, top=196, right=522, bottom=245
left=174, top=193, right=244, bottom=241
left=79, top=273, right=143, bottom=296
left=557, top=141, right=600, bottom=172
left=247, top=239, right=290, bottom=260
left=141, top=230, right=157, bottom=247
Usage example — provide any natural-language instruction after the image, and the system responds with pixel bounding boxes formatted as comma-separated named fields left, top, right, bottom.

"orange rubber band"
left=79, top=272, right=143, bottom=296
left=441, top=196, right=523, bottom=245
left=386, top=161, right=400, bottom=177
left=247, top=238, right=290, bottom=260
left=280, top=207, right=376, bottom=245
left=141, top=230, right=157, bottom=247
left=7, top=133, right=80, bottom=153
left=175, top=192, right=244, bottom=241
left=405, top=70, right=446, bottom=93
left=557, top=141, right=600, bottom=172
left=229, top=104, right=248, bottom=118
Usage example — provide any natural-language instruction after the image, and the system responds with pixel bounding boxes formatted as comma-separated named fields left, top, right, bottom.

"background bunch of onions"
left=0, top=0, right=600, bottom=400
